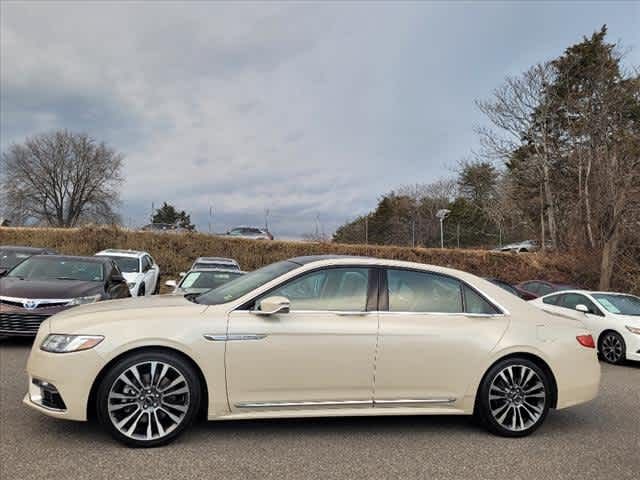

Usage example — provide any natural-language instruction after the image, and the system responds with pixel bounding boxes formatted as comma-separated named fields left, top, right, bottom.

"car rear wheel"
left=599, top=331, right=626, bottom=365
left=476, top=357, right=550, bottom=437
left=137, top=284, right=146, bottom=297
left=96, top=351, right=201, bottom=447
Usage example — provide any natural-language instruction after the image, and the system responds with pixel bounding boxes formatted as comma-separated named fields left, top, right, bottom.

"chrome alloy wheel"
left=488, top=365, right=546, bottom=432
left=107, top=361, right=190, bottom=441
left=601, top=333, right=624, bottom=363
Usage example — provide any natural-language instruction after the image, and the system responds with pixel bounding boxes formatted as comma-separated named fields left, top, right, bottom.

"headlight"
left=626, top=326, right=640, bottom=335
left=127, top=282, right=137, bottom=290
left=66, top=294, right=102, bottom=306
left=41, top=334, right=104, bottom=353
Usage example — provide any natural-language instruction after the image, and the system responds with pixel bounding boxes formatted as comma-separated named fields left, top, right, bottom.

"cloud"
left=2, top=1, right=638, bottom=237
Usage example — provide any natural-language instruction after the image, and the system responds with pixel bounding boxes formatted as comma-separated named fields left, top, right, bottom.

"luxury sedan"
left=530, top=290, right=640, bottom=364
left=24, top=255, right=600, bottom=447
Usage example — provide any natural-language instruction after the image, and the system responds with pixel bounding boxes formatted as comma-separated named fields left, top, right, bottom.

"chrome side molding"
left=203, top=334, right=267, bottom=342
left=374, top=398, right=456, bottom=406
left=235, top=397, right=456, bottom=409
left=236, top=400, right=373, bottom=409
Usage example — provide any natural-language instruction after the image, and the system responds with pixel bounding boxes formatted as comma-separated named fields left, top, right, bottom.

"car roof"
left=96, top=249, right=147, bottom=258
left=32, top=254, right=111, bottom=264
left=195, top=257, right=237, bottom=263
left=187, top=268, right=245, bottom=274
left=543, top=290, right=636, bottom=297
left=0, top=245, right=55, bottom=253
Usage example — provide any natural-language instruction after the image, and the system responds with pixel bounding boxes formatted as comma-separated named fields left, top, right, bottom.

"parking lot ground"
left=1, top=338, right=639, bottom=480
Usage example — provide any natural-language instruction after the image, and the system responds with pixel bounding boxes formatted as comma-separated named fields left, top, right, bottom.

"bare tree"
left=476, top=62, right=560, bottom=248
left=0, top=130, right=124, bottom=227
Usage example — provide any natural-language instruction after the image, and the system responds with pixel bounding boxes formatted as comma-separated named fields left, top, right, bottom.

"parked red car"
left=514, top=280, right=579, bottom=299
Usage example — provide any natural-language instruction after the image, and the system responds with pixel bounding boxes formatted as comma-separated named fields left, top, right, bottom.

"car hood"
left=609, top=313, right=640, bottom=327
left=47, top=294, right=209, bottom=333
left=0, top=277, right=102, bottom=299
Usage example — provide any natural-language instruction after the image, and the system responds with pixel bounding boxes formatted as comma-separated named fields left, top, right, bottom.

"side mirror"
left=254, top=296, right=290, bottom=316
left=165, top=280, right=177, bottom=288
left=575, top=304, right=589, bottom=314
left=112, top=274, right=125, bottom=283
left=0, top=268, right=7, bottom=277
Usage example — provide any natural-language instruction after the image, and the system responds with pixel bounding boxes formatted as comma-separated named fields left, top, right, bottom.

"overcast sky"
left=1, top=1, right=638, bottom=237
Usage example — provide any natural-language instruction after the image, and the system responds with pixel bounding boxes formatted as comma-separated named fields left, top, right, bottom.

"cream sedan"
left=24, top=256, right=600, bottom=447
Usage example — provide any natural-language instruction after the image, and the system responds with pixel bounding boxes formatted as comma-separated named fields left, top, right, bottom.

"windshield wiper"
left=55, top=277, right=78, bottom=281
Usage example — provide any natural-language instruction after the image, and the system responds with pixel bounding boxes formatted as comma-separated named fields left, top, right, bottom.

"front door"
left=225, top=266, right=378, bottom=411
left=374, top=268, right=509, bottom=406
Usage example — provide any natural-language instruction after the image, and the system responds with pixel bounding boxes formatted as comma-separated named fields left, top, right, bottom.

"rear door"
left=374, top=268, right=509, bottom=407
left=225, top=266, right=379, bottom=411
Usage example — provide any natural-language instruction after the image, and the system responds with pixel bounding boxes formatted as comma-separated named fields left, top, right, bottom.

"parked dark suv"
left=0, top=245, right=57, bottom=276
left=0, top=255, right=131, bottom=336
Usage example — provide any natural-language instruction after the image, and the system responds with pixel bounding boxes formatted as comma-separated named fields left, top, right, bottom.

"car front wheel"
left=599, top=331, right=626, bottom=365
left=476, top=357, right=550, bottom=437
left=96, top=350, right=201, bottom=447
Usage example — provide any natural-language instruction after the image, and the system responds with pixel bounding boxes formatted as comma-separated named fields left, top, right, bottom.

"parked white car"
left=95, top=249, right=160, bottom=297
left=530, top=290, right=640, bottom=364
left=190, top=257, right=240, bottom=271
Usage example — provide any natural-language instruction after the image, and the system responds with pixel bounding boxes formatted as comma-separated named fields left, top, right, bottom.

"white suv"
left=95, top=249, right=160, bottom=296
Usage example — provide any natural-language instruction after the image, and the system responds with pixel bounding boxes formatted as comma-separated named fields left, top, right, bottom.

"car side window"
left=387, top=269, right=463, bottom=313
left=543, top=294, right=561, bottom=305
left=261, top=268, right=370, bottom=312
left=463, top=285, right=500, bottom=314
left=560, top=293, right=601, bottom=315
left=522, top=282, right=540, bottom=294
left=537, top=283, right=554, bottom=296
left=141, top=256, right=151, bottom=272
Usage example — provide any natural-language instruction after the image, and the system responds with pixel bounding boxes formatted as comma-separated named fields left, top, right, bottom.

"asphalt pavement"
left=1, top=338, right=639, bottom=480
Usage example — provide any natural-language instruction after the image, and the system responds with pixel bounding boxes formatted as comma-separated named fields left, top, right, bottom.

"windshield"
left=0, top=249, right=36, bottom=269
left=196, top=260, right=299, bottom=305
left=179, top=270, right=243, bottom=290
left=193, top=262, right=238, bottom=270
left=592, top=294, right=640, bottom=316
left=8, top=257, right=104, bottom=281
left=102, top=256, right=139, bottom=273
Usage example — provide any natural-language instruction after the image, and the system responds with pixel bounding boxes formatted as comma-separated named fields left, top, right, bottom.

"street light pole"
left=436, top=209, right=451, bottom=249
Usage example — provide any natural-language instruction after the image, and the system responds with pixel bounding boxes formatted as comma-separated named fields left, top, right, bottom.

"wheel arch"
left=87, top=345, right=209, bottom=421
left=597, top=329, right=624, bottom=348
left=473, top=352, right=558, bottom=413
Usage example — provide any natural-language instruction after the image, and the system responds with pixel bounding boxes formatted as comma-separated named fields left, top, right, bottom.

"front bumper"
left=24, top=340, right=105, bottom=421
left=623, top=330, right=640, bottom=362
left=0, top=302, right=71, bottom=336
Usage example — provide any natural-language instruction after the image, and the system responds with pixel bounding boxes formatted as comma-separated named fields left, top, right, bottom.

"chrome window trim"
left=377, top=311, right=506, bottom=318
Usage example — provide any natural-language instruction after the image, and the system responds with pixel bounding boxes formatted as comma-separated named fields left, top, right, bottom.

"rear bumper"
left=554, top=348, right=601, bottom=410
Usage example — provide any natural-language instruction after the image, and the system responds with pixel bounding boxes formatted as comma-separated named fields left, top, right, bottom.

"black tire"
left=153, top=276, right=161, bottom=295
left=475, top=357, right=550, bottom=437
left=96, top=350, right=201, bottom=448
left=598, top=331, right=626, bottom=365
left=137, top=284, right=146, bottom=297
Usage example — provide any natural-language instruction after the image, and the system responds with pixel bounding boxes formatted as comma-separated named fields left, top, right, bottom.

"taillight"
left=576, top=334, right=595, bottom=348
